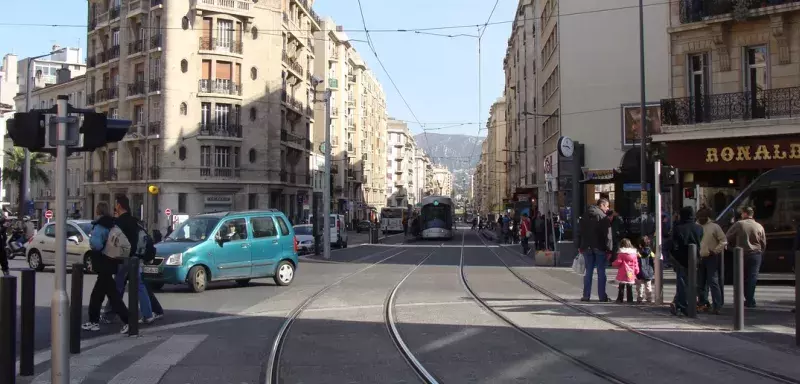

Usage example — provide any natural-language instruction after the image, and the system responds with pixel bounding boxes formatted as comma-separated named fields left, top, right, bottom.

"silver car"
left=25, top=219, right=96, bottom=272
left=292, top=224, right=315, bottom=255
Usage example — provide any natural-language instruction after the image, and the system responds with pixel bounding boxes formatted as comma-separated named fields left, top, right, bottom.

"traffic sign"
left=164, top=208, right=172, bottom=216
left=44, top=210, right=53, bottom=219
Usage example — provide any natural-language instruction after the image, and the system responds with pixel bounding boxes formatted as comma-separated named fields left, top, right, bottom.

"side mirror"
left=67, top=235, right=80, bottom=244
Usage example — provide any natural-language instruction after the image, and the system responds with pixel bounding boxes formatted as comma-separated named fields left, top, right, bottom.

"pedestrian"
left=725, top=206, right=766, bottom=308
left=613, top=238, right=639, bottom=303
left=635, top=235, right=655, bottom=304
left=520, top=212, right=532, bottom=256
left=670, top=206, right=704, bottom=316
left=82, top=202, right=130, bottom=333
left=578, top=198, right=613, bottom=302
left=696, top=208, right=726, bottom=314
left=111, top=195, right=156, bottom=323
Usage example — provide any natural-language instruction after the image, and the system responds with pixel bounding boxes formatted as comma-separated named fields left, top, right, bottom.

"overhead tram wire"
left=467, top=0, right=501, bottom=171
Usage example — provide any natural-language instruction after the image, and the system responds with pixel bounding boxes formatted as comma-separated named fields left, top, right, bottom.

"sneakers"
left=120, top=324, right=129, bottom=334
left=153, top=312, right=164, bottom=321
left=81, top=322, right=100, bottom=332
left=99, top=314, right=114, bottom=324
left=139, top=315, right=156, bottom=324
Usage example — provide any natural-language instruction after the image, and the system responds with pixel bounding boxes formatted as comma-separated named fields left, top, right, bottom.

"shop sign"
left=581, top=168, right=615, bottom=182
left=204, top=195, right=233, bottom=204
left=666, top=136, right=800, bottom=171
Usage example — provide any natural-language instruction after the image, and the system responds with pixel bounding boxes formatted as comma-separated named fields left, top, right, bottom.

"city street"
left=7, top=226, right=798, bottom=384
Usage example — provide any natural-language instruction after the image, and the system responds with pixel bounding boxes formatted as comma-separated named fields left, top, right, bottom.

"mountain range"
left=413, top=132, right=485, bottom=198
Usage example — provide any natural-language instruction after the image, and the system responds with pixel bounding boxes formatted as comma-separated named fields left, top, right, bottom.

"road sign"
left=164, top=208, right=172, bottom=216
left=44, top=210, right=53, bottom=219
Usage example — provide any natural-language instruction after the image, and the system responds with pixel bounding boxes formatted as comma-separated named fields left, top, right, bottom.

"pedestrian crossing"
left=24, top=334, right=208, bottom=384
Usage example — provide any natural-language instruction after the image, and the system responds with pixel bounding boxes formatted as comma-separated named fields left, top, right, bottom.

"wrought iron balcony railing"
left=661, top=86, right=800, bottom=125
left=128, top=39, right=145, bottom=55
left=199, top=123, right=243, bottom=138
left=199, top=37, right=243, bottom=54
left=127, top=80, right=146, bottom=97
left=198, top=79, right=242, bottom=95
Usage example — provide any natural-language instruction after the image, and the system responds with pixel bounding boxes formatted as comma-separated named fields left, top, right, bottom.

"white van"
left=310, top=214, right=348, bottom=248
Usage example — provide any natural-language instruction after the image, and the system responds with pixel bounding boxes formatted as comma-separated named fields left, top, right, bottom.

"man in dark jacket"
left=670, top=206, right=703, bottom=316
left=578, top=198, right=613, bottom=302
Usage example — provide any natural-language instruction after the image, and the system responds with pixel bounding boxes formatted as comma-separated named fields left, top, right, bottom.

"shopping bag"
left=572, top=253, right=586, bottom=275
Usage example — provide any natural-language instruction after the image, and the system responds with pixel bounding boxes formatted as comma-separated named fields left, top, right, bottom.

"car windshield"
left=164, top=217, right=220, bottom=242
left=293, top=226, right=313, bottom=235
left=77, top=223, right=93, bottom=236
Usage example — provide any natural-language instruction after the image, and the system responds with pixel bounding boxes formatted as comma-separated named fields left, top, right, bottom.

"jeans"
left=107, top=263, right=153, bottom=319
left=698, top=253, right=722, bottom=310
left=521, top=236, right=530, bottom=255
left=744, top=252, right=762, bottom=307
left=582, top=248, right=608, bottom=300
left=673, top=265, right=688, bottom=312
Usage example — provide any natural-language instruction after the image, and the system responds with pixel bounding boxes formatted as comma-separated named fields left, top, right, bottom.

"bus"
left=381, top=207, right=405, bottom=233
left=715, top=165, right=799, bottom=280
left=419, top=196, right=455, bottom=240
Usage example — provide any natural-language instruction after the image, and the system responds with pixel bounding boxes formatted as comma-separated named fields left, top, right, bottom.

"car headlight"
left=165, top=253, right=183, bottom=266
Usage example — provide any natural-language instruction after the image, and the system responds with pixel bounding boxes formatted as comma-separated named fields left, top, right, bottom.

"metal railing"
left=198, top=79, right=242, bottom=95
left=149, top=78, right=162, bottom=92
left=661, top=86, right=800, bottom=125
left=150, top=34, right=162, bottom=49
left=109, top=6, right=121, bottom=20
left=100, top=169, right=118, bottom=182
left=282, top=51, right=304, bottom=74
left=198, top=123, right=243, bottom=138
left=106, top=45, right=120, bottom=61
left=148, top=121, right=162, bottom=136
left=128, top=39, right=144, bottom=55
left=127, top=81, right=146, bottom=97
left=679, top=0, right=800, bottom=23
left=199, top=37, right=243, bottom=54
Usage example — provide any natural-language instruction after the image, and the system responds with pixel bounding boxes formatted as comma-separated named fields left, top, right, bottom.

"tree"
left=1, top=147, right=51, bottom=208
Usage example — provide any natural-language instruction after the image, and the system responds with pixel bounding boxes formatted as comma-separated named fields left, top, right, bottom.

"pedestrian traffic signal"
left=661, top=165, right=678, bottom=186
left=6, top=112, right=46, bottom=150
left=80, top=114, right=131, bottom=152
left=6, top=107, right=131, bottom=153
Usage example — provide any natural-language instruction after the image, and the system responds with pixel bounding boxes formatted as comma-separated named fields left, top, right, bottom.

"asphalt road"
left=9, top=225, right=800, bottom=384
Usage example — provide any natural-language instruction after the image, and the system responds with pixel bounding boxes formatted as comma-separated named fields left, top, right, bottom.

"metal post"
left=719, top=249, right=725, bottom=307
left=638, top=0, right=648, bottom=236
left=128, top=257, right=140, bottom=336
left=795, top=251, right=799, bottom=346
left=323, top=90, right=332, bottom=260
left=687, top=243, right=698, bottom=318
left=733, top=247, right=744, bottom=331
left=69, top=263, right=84, bottom=354
left=0, top=275, right=17, bottom=384
left=312, top=194, right=320, bottom=255
left=20, top=269, right=35, bottom=376
left=20, top=59, right=34, bottom=218
left=51, top=95, right=71, bottom=384
left=653, top=160, right=663, bottom=305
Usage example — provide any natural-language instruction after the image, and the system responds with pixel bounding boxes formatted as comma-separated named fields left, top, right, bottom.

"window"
left=133, top=105, right=144, bottom=125
left=66, top=225, right=82, bottom=241
left=276, top=216, right=290, bottom=236
left=180, top=102, right=187, bottom=115
left=217, top=20, right=234, bottom=51
left=249, top=148, right=256, bottom=163
left=214, top=146, right=231, bottom=168
left=201, top=102, right=211, bottom=129
left=217, top=218, right=248, bottom=241
left=250, top=217, right=277, bottom=238
left=201, top=146, right=211, bottom=167
left=744, top=45, right=768, bottom=118
left=215, top=103, right=232, bottom=129
left=178, top=146, right=187, bottom=160
left=688, top=52, right=710, bottom=122
left=44, top=224, right=55, bottom=237
left=248, top=193, right=257, bottom=209
left=178, top=193, right=187, bottom=212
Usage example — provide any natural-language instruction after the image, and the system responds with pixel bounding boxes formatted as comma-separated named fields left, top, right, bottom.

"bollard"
left=795, top=251, right=799, bottom=346
left=719, top=251, right=725, bottom=307
left=128, top=257, right=140, bottom=336
left=70, top=263, right=84, bottom=354
left=687, top=244, right=698, bottom=318
left=0, top=275, right=17, bottom=383
left=733, top=247, right=745, bottom=331
left=20, top=269, right=36, bottom=376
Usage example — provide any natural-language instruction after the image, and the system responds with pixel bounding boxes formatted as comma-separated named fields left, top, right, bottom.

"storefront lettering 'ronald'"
left=705, top=144, right=800, bottom=163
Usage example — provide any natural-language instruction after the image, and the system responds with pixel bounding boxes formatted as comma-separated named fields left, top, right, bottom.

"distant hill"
left=413, top=132, right=485, bottom=198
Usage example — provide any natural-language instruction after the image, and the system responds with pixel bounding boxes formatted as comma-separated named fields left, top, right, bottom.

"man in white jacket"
left=697, top=208, right=727, bottom=314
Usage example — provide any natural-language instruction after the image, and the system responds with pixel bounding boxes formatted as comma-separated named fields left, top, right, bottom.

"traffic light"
left=79, top=114, right=130, bottom=152
left=6, top=112, right=46, bottom=150
left=661, top=165, right=678, bottom=186
left=7, top=106, right=131, bottom=153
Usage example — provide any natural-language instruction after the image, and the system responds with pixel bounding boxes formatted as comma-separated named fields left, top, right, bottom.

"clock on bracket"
left=557, top=136, right=574, bottom=158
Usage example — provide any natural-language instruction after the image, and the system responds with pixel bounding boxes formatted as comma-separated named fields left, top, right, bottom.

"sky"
left=0, top=0, right=517, bottom=138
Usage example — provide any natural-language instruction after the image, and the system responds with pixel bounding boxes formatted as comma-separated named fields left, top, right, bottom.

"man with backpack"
left=103, top=195, right=162, bottom=324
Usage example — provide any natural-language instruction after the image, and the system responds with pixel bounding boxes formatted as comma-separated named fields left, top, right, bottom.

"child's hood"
left=618, top=247, right=639, bottom=257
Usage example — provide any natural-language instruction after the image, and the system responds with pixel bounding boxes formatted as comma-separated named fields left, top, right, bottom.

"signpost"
left=164, top=208, right=172, bottom=216
left=44, top=210, right=53, bottom=223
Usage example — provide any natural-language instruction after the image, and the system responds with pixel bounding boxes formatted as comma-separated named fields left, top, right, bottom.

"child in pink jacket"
left=612, top=238, right=640, bottom=303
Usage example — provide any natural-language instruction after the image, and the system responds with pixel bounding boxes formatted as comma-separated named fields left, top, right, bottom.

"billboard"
left=621, top=104, right=662, bottom=146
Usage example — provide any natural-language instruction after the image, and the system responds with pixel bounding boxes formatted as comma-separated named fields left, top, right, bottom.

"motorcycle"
left=5, top=229, right=27, bottom=260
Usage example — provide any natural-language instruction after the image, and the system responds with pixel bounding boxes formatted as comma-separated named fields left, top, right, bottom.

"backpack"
left=105, top=226, right=131, bottom=259
left=134, top=224, right=156, bottom=262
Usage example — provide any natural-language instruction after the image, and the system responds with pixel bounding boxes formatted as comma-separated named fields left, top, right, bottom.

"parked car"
left=356, top=220, right=372, bottom=233
left=309, top=214, right=348, bottom=248
left=293, top=224, right=314, bottom=254
left=143, top=210, right=299, bottom=293
left=25, top=219, right=95, bottom=273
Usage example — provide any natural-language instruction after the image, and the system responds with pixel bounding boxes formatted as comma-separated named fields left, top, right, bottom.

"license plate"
left=143, top=266, right=159, bottom=274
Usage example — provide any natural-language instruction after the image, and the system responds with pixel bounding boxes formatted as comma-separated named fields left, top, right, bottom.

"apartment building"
left=431, top=165, right=453, bottom=197
left=386, top=119, right=417, bottom=207
left=17, top=46, right=86, bottom=95
left=412, top=148, right=431, bottom=205
left=503, top=0, right=537, bottom=203
left=0, top=54, right=18, bottom=205
left=656, top=0, right=800, bottom=212
left=4, top=70, right=88, bottom=218
left=485, top=97, right=507, bottom=214
left=82, top=0, right=321, bottom=230
left=313, top=17, right=388, bottom=221
left=474, top=139, right=489, bottom=214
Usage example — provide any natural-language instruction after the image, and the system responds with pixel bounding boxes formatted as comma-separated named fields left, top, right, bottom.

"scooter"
left=5, top=229, right=27, bottom=260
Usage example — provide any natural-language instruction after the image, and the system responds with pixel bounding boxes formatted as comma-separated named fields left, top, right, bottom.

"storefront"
left=664, top=134, right=800, bottom=215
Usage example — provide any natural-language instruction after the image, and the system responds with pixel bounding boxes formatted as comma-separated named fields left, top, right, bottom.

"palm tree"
left=2, top=147, right=51, bottom=210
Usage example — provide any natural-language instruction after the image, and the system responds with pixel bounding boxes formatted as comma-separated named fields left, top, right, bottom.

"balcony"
left=198, top=79, right=242, bottom=96
left=106, top=45, right=120, bottom=62
left=194, top=0, right=253, bottom=18
left=86, top=93, right=96, bottom=105
left=198, top=123, right=243, bottom=138
left=294, top=0, right=322, bottom=29
left=100, top=169, right=118, bottom=182
left=150, top=34, right=163, bottom=50
left=284, top=93, right=304, bottom=113
left=149, top=166, right=160, bottom=179
left=347, top=74, right=356, bottom=83
left=95, top=86, right=118, bottom=103
left=660, top=87, right=800, bottom=127
left=148, top=121, right=162, bottom=136
left=130, top=166, right=145, bottom=181
left=200, top=167, right=242, bottom=178
left=281, top=129, right=312, bottom=150
left=282, top=51, right=304, bottom=76
left=128, top=0, right=151, bottom=16
left=109, top=5, right=121, bottom=20
left=199, top=37, right=243, bottom=54
left=679, top=0, right=800, bottom=24
left=329, top=78, right=339, bottom=89
left=149, top=78, right=162, bottom=93
left=87, top=56, right=96, bottom=68
left=329, top=50, right=340, bottom=61
left=128, top=39, right=145, bottom=56
left=127, top=81, right=146, bottom=97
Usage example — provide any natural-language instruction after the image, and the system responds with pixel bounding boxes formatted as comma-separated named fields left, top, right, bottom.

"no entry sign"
left=164, top=208, right=172, bottom=216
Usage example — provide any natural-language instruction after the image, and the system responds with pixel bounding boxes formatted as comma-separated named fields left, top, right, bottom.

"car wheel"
left=28, top=250, right=44, bottom=271
left=235, top=278, right=251, bottom=287
left=187, top=266, right=208, bottom=293
left=83, top=253, right=94, bottom=274
left=273, top=260, right=294, bottom=286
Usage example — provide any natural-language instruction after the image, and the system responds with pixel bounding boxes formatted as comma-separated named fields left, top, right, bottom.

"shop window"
left=178, top=193, right=187, bottom=212
left=179, top=146, right=187, bottom=160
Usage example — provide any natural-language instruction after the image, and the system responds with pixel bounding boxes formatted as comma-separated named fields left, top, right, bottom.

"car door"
left=274, top=215, right=294, bottom=258
left=212, top=217, right=252, bottom=279
left=249, top=216, right=281, bottom=277
left=66, top=224, right=85, bottom=265
left=38, top=224, right=57, bottom=264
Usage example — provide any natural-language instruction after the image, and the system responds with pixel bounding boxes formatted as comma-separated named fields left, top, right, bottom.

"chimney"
left=56, top=66, right=72, bottom=84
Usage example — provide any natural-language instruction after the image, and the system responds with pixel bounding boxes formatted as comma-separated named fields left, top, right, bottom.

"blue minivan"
left=143, top=210, right=299, bottom=293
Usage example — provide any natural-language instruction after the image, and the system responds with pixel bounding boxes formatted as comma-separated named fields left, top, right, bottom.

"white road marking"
left=31, top=336, right=156, bottom=384
left=107, top=334, right=207, bottom=384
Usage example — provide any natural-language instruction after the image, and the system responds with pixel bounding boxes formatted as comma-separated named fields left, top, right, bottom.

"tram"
left=419, top=196, right=455, bottom=240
